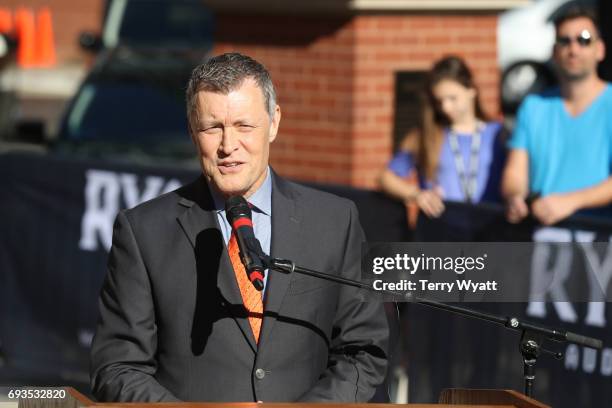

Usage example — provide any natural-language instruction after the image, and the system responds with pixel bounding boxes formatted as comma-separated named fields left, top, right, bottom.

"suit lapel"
left=259, top=173, right=302, bottom=347
left=176, top=178, right=257, bottom=352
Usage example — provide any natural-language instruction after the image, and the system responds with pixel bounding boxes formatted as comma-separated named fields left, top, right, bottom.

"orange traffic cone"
left=14, top=7, right=36, bottom=68
left=35, top=7, right=56, bottom=67
left=0, top=8, right=12, bottom=34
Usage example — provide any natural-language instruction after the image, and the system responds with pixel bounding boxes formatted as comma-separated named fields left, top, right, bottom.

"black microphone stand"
left=258, top=254, right=603, bottom=399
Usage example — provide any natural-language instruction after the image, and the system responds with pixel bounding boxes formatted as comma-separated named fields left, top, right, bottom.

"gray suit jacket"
left=90, top=172, right=388, bottom=402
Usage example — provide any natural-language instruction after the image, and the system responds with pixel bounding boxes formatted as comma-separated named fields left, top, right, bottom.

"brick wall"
left=213, top=13, right=500, bottom=188
left=2, top=0, right=103, bottom=62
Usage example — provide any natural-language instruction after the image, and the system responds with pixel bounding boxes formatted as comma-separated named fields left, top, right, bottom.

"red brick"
left=408, top=17, right=441, bottom=30
left=375, top=18, right=407, bottom=30
left=424, top=35, right=455, bottom=45
left=293, top=80, right=323, bottom=92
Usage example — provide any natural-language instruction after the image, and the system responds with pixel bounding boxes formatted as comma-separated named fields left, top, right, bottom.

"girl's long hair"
left=409, top=56, right=489, bottom=181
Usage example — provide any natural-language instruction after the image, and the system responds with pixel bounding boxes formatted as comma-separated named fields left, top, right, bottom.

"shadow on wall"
left=214, top=14, right=353, bottom=46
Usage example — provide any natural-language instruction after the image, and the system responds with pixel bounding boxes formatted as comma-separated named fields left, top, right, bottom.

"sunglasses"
left=555, top=29, right=595, bottom=47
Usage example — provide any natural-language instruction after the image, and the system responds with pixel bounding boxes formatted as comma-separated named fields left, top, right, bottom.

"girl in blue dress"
left=379, top=56, right=506, bottom=218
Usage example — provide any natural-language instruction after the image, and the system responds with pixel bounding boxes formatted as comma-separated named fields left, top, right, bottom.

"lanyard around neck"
left=447, top=123, right=483, bottom=203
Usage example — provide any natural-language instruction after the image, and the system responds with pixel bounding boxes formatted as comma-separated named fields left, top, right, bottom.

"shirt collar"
left=210, top=167, right=272, bottom=216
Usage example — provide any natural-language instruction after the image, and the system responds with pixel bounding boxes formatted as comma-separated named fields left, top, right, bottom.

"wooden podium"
left=13, top=388, right=550, bottom=408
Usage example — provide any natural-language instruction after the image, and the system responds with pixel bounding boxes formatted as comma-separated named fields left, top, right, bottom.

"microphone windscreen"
left=225, top=196, right=251, bottom=224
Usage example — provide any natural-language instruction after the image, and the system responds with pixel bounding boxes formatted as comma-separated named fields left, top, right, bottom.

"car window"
left=103, top=0, right=214, bottom=48
left=64, top=82, right=189, bottom=143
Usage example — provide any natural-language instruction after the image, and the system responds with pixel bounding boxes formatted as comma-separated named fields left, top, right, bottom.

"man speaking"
left=90, top=52, right=389, bottom=402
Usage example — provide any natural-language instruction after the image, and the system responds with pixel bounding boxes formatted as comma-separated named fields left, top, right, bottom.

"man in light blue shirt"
left=503, top=6, right=612, bottom=224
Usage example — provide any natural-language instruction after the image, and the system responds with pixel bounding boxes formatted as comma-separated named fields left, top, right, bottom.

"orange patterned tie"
left=228, top=232, right=263, bottom=343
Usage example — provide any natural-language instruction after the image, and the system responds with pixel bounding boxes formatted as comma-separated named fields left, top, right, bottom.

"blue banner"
left=0, top=152, right=610, bottom=407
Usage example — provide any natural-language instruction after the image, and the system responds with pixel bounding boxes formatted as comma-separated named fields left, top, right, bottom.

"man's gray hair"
left=186, top=52, right=277, bottom=132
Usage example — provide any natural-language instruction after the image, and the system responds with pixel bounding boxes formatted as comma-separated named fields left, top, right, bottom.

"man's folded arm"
left=298, top=202, right=389, bottom=402
left=90, top=211, right=180, bottom=402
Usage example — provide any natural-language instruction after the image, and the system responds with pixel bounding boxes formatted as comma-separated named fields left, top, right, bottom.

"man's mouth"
left=218, top=162, right=244, bottom=173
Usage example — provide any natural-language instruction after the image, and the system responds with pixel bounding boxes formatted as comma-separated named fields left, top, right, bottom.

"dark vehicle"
left=2, top=0, right=214, bottom=152
left=52, top=47, right=205, bottom=166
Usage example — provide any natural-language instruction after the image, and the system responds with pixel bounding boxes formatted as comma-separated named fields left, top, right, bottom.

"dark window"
left=392, top=71, right=426, bottom=151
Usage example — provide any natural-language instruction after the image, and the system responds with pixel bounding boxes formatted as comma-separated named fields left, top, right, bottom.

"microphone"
left=225, top=196, right=266, bottom=291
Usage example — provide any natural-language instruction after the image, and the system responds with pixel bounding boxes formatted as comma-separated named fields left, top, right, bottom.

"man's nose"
left=568, top=39, right=582, bottom=55
left=219, top=127, right=239, bottom=155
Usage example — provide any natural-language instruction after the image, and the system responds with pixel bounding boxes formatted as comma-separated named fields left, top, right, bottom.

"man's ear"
left=186, top=109, right=194, bottom=141
left=188, top=123, right=197, bottom=146
left=269, top=105, right=281, bottom=143
left=596, top=38, right=606, bottom=62
left=552, top=43, right=561, bottom=61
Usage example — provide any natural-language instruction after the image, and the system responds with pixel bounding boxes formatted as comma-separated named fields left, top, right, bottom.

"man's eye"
left=203, top=126, right=222, bottom=134
left=238, top=124, right=255, bottom=131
